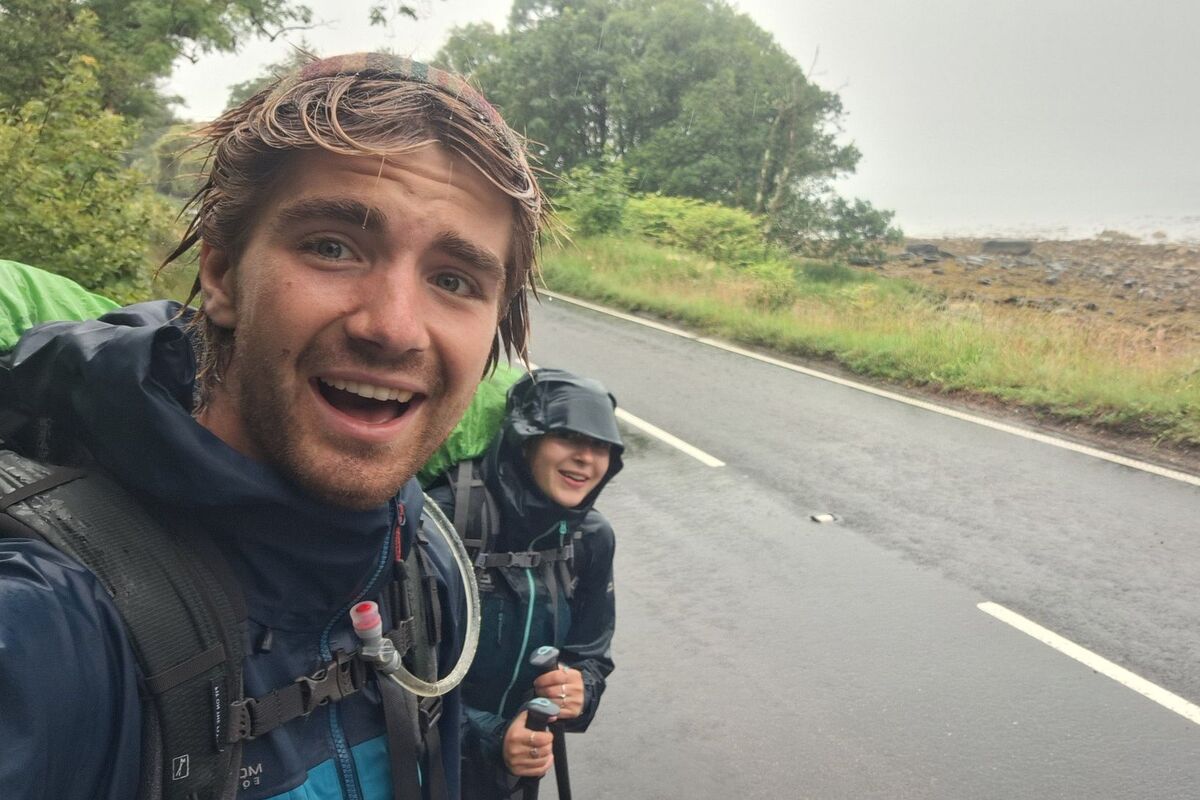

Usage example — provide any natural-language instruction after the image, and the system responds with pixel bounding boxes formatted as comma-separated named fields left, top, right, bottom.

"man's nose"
left=344, top=265, right=432, bottom=354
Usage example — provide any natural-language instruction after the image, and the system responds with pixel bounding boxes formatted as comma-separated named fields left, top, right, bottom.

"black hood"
left=481, top=368, right=623, bottom=549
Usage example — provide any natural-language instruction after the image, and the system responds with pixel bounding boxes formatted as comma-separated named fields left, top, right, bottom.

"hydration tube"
left=351, top=494, right=481, bottom=697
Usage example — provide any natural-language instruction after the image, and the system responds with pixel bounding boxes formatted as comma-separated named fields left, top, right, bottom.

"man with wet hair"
left=0, top=54, right=546, bottom=800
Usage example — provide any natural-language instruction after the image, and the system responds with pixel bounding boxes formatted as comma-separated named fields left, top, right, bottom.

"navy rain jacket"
left=0, top=302, right=465, bottom=800
left=427, top=369, right=621, bottom=799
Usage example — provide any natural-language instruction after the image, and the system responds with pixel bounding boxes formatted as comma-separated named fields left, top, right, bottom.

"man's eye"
left=302, top=238, right=350, bottom=260
left=434, top=273, right=472, bottom=295
left=314, top=240, right=345, bottom=259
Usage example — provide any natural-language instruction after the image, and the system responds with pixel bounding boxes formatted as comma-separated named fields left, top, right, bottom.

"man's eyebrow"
left=435, top=231, right=506, bottom=288
left=273, top=198, right=387, bottom=231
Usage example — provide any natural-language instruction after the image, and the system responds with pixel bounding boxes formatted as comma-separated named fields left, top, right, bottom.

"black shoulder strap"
left=0, top=448, right=246, bottom=800
left=377, top=515, right=450, bottom=800
left=451, top=460, right=500, bottom=566
left=450, top=460, right=580, bottom=607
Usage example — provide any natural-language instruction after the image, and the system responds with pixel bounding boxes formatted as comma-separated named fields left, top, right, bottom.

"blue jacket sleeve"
left=0, top=539, right=143, bottom=800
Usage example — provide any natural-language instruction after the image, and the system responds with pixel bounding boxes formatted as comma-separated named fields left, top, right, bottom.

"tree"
left=436, top=0, right=861, bottom=218
left=771, top=193, right=903, bottom=261
left=150, top=122, right=209, bottom=199
left=0, top=38, right=176, bottom=303
left=440, top=0, right=616, bottom=173
left=0, top=0, right=314, bottom=124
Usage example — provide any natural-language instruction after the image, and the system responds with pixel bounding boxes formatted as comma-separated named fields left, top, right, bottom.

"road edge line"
left=978, top=601, right=1200, bottom=726
left=540, top=290, right=1200, bottom=488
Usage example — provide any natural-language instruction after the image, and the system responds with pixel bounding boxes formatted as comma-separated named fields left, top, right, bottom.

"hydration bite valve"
left=523, top=697, right=560, bottom=732
left=350, top=601, right=403, bottom=674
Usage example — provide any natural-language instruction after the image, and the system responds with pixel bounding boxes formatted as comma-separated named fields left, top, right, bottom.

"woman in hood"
left=428, top=367, right=623, bottom=799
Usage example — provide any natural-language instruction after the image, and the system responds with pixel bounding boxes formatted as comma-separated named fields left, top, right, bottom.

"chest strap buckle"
left=228, top=650, right=366, bottom=742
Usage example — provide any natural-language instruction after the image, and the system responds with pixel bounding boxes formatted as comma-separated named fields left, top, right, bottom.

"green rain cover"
left=0, top=259, right=518, bottom=482
left=0, top=260, right=118, bottom=350
left=417, top=362, right=523, bottom=486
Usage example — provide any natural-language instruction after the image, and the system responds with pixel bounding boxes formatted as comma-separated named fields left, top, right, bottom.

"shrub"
left=625, top=194, right=770, bottom=266
left=799, top=260, right=873, bottom=285
left=771, top=192, right=902, bottom=262
left=556, top=161, right=630, bottom=237
left=745, top=259, right=798, bottom=311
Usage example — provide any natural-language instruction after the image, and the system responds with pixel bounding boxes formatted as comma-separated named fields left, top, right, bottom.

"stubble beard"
left=228, top=335, right=468, bottom=511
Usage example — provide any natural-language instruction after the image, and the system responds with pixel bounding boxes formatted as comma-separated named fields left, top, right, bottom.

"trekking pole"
left=518, top=697, right=560, bottom=800
left=529, top=646, right=573, bottom=800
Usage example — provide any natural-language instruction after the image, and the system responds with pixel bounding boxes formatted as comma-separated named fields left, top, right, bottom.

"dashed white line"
left=978, top=601, right=1200, bottom=726
left=541, top=290, right=1200, bottom=488
left=525, top=360, right=725, bottom=467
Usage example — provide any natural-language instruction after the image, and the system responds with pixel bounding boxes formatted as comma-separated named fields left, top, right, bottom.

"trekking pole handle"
left=523, top=697, right=559, bottom=732
left=528, top=647, right=574, bottom=800
left=529, top=645, right=560, bottom=675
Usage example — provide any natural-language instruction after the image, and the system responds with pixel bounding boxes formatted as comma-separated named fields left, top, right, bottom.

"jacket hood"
left=481, top=368, right=622, bottom=549
left=0, top=301, right=420, bottom=629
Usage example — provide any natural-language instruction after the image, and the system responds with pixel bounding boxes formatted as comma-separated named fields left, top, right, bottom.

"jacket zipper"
left=495, top=521, right=566, bottom=715
left=496, top=567, right=537, bottom=714
left=318, top=500, right=399, bottom=800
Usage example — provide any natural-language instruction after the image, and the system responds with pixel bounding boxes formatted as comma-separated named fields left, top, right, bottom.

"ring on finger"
left=530, top=747, right=539, bottom=758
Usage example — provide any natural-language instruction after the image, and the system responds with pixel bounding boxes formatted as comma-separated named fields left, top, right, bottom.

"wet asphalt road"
left=524, top=295, right=1200, bottom=799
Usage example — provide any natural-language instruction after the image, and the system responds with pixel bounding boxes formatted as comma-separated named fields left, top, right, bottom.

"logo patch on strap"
left=171, top=754, right=190, bottom=781
left=211, top=679, right=225, bottom=752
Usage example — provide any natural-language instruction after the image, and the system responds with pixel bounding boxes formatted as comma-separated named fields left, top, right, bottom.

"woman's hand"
left=503, top=711, right=555, bottom=777
left=533, top=665, right=585, bottom=720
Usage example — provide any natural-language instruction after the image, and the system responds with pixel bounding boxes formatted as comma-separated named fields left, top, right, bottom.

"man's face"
left=197, top=147, right=513, bottom=509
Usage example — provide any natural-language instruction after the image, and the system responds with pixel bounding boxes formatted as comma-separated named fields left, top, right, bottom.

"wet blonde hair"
left=164, top=54, right=547, bottom=396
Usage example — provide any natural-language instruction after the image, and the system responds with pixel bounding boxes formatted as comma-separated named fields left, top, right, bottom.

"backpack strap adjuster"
left=504, top=551, right=541, bottom=568
left=228, top=650, right=365, bottom=742
left=297, top=650, right=361, bottom=713
left=418, top=694, right=443, bottom=736
left=478, top=544, right=575, bottom=570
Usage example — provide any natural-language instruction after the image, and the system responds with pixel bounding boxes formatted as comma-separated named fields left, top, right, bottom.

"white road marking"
left=978, top=601, right=1200, bottom=726
left=541, top=290, right=1200, bottom=488
left=615, top=408, right=725, bottom=467
left=525, top=360, right=725, bottom=467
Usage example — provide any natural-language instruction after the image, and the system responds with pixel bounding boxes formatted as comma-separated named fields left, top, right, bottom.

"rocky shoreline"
left=855, top=234, right=1200, bottom=474
left=878, top=234, right=1200, bottom=339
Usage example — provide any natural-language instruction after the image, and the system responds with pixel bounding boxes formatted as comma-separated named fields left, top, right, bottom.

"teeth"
left=322, top=378, right=415, bottom=403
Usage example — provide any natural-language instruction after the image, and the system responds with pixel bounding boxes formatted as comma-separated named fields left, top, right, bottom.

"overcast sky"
left=167, top=0, right=1200, bottom=239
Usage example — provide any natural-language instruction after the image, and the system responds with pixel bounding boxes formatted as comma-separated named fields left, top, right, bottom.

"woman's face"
left=527, top=431, right=612, bottom=508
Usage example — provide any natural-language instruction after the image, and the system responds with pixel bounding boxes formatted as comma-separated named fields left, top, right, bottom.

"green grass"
left=540, top=235, right=1200, bottom=448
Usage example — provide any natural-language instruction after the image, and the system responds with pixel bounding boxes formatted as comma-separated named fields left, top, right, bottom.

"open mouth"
left=316, top=377, right=419, bottom=425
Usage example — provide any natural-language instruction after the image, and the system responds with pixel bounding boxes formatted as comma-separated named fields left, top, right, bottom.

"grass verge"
left=540, top=235, right=1200, bottom=448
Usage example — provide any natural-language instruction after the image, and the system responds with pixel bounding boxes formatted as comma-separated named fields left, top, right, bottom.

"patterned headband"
left=266, top=52, right=526, bottom=163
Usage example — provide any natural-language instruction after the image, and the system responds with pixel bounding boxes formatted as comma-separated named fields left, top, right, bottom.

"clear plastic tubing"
left=350, top=496, right=481, bottom=698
